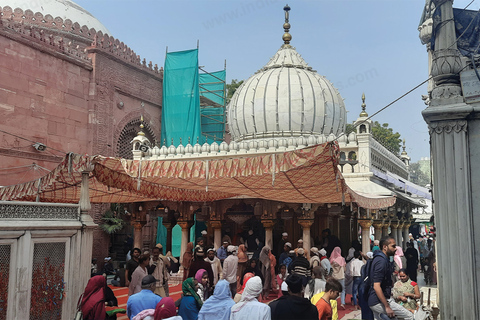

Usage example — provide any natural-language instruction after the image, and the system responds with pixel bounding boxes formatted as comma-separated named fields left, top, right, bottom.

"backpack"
left=358, top=256, right=379, bottom=320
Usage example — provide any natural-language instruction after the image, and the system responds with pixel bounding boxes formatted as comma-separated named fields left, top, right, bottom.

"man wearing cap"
left=149, top=246, right=169, bottom=297
left=102, top=257, right=115, bottom=275
left=295, top=239, right=310, bottom=260
left=217, top=241, right=229, bottom=265
left=205, top=248, right=223, bottom=285
left=269, top=274, right=319, bottom=320
left=188, top=247, right=214, bottom=285
left=222, top=245, right=239, bottom=297
left=319, top=249, right=332, bottom=280
left=276, top=232, right=289, bottom=260
left=288, top=248, right=311, bottom=286
left=279, top=242, right=292, bottom=266
left=126, top=275, right=162, bottom=319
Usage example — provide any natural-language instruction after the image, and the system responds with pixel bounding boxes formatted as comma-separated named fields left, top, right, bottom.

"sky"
left=73, top=0, right=480, bottom=162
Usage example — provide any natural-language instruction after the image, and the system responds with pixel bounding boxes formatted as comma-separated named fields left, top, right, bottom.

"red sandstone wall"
left=0, top=34, right=92, bottom=186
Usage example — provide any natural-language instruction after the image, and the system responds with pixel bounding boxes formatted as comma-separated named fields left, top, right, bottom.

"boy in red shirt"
left=316, top=278, right=343, bottom=320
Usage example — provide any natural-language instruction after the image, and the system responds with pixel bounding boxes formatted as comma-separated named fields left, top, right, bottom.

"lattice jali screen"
left=30, top=242, right=66, bottom=320
left=117, top=118, right=157, bottom=159
left=0, top=245, right=11, bottom=320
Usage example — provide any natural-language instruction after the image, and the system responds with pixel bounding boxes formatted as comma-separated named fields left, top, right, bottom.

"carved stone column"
left=358, top=219, right=373, bottom=254
left=396, top=221, right=404, bottom=249
left=261, top=219, right=276, bottom=249
left=209, top=220, right=223, bottom=249
left=177, top=220, right=193, bottom=265
left=390, top=221, right=399, bottom=244
left=402, top=223, right=410, bottom=249
left=133, top=221, right=145, bottom=250
left=163, top=222, right=173, bottom=253
left=372, top=220, right=383, bottom=241
left=298, top=219, right=314, bottom=254
left=382, top=220, right=390, bottom=239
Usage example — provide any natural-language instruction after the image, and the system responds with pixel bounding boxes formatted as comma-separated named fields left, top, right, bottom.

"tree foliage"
left=226, top=79, right=244, bottom=104
left=409, top=162, right=431, bottom=187
left=100, top=203, right=126, bottom=234
left=371, top=121, right=402, bottom=154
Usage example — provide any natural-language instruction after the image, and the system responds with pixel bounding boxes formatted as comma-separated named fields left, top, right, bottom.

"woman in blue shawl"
left=198, top=279, right=235, bottom=320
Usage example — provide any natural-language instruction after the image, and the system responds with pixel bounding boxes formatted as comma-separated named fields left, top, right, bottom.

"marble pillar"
left=178, top=221, right=192, bottom=265
left=420, top=0, right=479, bottom=317
left=163, top=222, right=173, bottom=253
left=262, top=219, right=275, bottom=249
left=372, top=220, right=383, bottom=241
left=390, top=221, right=399, bottom=244
left=358, top=219, right=373, bottom=255
left=402, top=224, right=410, bottom=249
left=133, top=221, right=144, bottom=250
left=396, top=223, right=404, bottom=249
left=210, top=220, right=222, bottom=249
left=382, top=221, right=390, bottom=239
left=298, top=219, right=314, bottom=254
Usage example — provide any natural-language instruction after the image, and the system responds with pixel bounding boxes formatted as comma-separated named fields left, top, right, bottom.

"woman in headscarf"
left=154, top=297, right=181, bottom=320
left=405, top=241, right=419, bottom=282
left=241, top=258, right=263, bottom=285
left=230, top=276, right=270, bottom=320
left=329, top=246, right=346, bottom=309
left=188, top=247, right=214, bottom=286
left=81, top=275, right=107, bottom=320
left=178, top=277, right=203, bottom=320
left=268, top=247, right=277, bottom=295
left=198, top=279, right=235, bottom=320
left=393, top=247, right=406, bottom=282
left=195, top=269, right=210, bottom=302
left=234, top=272, right=255, bottom=303
left=344, top=247, right=356, bottom=296
left=236, top=244, right=248, bottom=291
left=259, top=246, right=272, bottom=299
left=183, top=242, right=194, bottom=281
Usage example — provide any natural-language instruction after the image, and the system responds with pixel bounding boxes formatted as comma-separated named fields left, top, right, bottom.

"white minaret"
left=131, top=116, right=152, bottom=160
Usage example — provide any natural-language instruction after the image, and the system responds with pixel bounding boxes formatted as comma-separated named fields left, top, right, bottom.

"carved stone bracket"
left=429, top=120, right=467, bottom=134
left=298, top=219, right=314, bottom=229
left=391, top=221, right=401, bottom=229
left=209, top=220, right=222, bottom=229
left=358, top=219, right=373, bottom=230
left=177, top=220, right=193, bottom=230
left=372, top=220, right=384, bottom=230
left=261, top=219, right=276, bottom=229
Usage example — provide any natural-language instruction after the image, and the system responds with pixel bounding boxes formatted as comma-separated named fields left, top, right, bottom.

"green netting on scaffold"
left=161, top=49, right=201, bottom=147
left=199, top=70, right=226, bottom=143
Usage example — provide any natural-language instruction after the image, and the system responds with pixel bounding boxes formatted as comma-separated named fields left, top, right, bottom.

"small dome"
left=2, top=0, right=110, bottom=35
left=227, top=44, right=346, bottom=141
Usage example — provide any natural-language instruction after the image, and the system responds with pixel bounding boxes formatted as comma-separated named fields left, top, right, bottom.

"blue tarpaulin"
left=161, top=49, right=201, bottom=146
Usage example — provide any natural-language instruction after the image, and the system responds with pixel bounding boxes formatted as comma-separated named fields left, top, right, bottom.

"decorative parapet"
left=370, top=137, right=408, bottom=178
left=0, top=6, right=162, bottom=77
left=0, top=201, right=79, bottom=220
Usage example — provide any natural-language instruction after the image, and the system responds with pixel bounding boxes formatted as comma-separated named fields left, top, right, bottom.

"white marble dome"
left=2, top=0, right=110, bottom=34
left=227, top=44, right=346, bottom=141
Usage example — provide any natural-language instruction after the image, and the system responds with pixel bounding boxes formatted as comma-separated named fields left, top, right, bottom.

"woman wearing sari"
left=198, top=279, right=235, bottom=320
left=236, top=244, right=248, bottom=291
left=178, top=277, right=203, bottom=320
left=183, top=242, right=194, bottom=281
left=392, top=268, right=420, bottom=313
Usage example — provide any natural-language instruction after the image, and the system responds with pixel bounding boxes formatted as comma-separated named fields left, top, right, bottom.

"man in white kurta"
left=230, top=276, right=271, bottom=320
left=205, top=248, right=223, bottom=285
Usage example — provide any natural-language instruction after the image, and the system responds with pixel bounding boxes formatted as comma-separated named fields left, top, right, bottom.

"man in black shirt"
left=269, top=274, right=318, bottom=320
left=368, top=237, right=413, bottom=320
left=125, top=247, right=141, bottom=287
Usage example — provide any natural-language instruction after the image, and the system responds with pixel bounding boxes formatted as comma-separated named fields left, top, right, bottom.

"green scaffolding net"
left=199, top=70, right=226, bottom=143
left=161, top=49, right=201, bottom=146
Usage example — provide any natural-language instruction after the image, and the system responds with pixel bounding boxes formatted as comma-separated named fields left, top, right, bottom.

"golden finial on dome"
left=282, top=4, right=292, bottom=45
left=360, top=93, right=368, bottom=117
left=401, top=139, right=408, bottom=155
left=137, top=115, right=145, bottom=136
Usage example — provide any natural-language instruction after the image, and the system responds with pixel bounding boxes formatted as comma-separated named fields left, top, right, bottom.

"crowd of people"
left=79, top=229, right=435, bottom=320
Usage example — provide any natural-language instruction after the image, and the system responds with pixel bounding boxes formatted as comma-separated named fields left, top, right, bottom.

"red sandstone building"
left=0, top=2, right=163, bottom=259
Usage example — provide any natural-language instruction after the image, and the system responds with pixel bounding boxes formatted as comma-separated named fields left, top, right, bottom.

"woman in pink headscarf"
left=329, top=246, right=346, bottom=309
left=393, top=247, right=407, bottom=281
